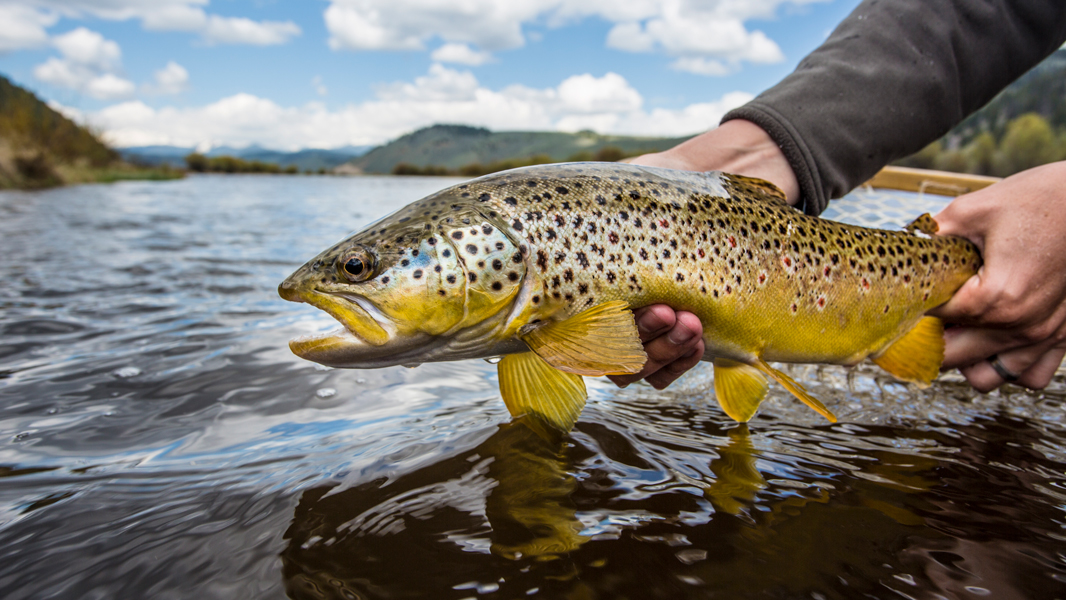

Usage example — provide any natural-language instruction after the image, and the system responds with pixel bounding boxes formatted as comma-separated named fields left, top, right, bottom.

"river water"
left=1, top=174, right=1064, bottom=599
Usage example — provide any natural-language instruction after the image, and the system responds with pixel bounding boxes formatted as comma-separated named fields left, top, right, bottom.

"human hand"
left=929, top=161, right=1066, bottom=392
left=615, top=119, right=796, bottom=389
left=609, top=306, right=705, bottom=390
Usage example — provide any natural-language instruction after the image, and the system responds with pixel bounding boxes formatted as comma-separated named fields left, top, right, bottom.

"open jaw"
left=287, top=290, right=394, bottom=366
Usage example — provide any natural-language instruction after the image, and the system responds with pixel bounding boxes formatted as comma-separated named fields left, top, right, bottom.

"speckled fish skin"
left=279, top=162, right=979, bottom=382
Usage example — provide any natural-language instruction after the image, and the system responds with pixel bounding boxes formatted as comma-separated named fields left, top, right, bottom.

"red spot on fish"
left=728, top=236, right=736, bottom=248
left=758, top=272, right=766, bottom=285
left=791, top=303, right=798, bottom=313
left=608, top=231, right=619, bottom=244
left=698, top=248, right=705, bottom=258
left=817, top=297, right=826, bottom=308
left=861, top=277, right=870, bottom=290
left=903, top=274, right=911, bottom=283
left=783, top=256, right=792, bottom=267
left=823, top=266, right=831, bottom=277
left=659, top=218, right=669, bottom=229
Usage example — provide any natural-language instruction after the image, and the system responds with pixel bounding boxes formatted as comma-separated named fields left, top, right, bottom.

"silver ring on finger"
left=988, top=354, right=1021, bottom=383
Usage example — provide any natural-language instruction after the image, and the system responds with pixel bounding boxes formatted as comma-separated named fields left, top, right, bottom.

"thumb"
left=927, top=266, right=989, bottom=324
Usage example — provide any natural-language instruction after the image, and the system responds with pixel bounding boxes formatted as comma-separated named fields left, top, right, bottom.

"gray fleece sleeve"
left=722, top=0, right=1066, bottom=215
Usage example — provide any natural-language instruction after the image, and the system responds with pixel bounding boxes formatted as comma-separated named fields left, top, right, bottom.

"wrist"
left=657, top=120, right=800, bottom=204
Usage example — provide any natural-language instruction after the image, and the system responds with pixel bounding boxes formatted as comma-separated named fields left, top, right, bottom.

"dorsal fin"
left=904, top=213, right=939, bottom=236
left=726, top=173, right=789, bottom=204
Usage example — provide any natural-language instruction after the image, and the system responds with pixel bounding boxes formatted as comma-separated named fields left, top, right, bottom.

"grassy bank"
left=0, top=74, right=184, bottom=190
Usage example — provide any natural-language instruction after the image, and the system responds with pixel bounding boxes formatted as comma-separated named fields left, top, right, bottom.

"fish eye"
left=337, top=249, right=375, bottom=283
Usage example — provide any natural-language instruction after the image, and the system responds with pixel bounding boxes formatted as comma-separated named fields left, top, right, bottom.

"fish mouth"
left=279, top=279, right=395, bottom=365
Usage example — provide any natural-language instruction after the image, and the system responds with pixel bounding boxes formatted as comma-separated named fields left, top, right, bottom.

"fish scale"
left=280, top=163, right=981, bottom=427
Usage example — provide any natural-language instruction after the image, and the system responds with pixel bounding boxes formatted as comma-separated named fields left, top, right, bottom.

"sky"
left=0, top=0, right=864, bottom=151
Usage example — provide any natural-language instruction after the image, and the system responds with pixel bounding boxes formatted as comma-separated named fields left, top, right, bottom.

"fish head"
left=279, top=194, right=529, bottom=368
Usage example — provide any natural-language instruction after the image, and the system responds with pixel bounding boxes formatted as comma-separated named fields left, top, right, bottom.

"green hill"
left=0, top=74, right=179, bottom=189
left=342, top=124, right=693, bottom=174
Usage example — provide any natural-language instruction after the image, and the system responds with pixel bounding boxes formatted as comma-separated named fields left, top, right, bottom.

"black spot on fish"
left=446, top=274, right=456, bottom=284
left=556, top=186, right=569, bottom=195
left=491, top=281, right=503, bottom=291
left=478, top=193, right=491, bottom=202
left=532, top=295, right=540, bottom=303
left=451, top=231, right=464, bottom=241
left=400, top=259, right=410, bottom=267
left=468, top=273, right=478, bottom=283
left=413, top=269, right=423, bottom=279
left=466, top=244, right=477, bottom=254
left=442, top=248, right=452, bottom=258
left=504, top=197, right=518, bottom=206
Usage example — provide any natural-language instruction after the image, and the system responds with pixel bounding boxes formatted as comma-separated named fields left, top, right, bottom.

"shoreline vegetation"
left=0, top=75, right=182, bottom=190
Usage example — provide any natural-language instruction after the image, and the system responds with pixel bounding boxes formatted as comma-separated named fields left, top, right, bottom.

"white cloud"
left=670, top=57, right=731, bottom=76
left=84, top=72, right=137, bottom=99
left=325, top=0, right=540, bottom=52
left=312, top=75, right=328, bottom=96
left=2, top=1, right=300, bottom=46
left=323, top=0, right=819, bottom=73
left=144, top=61, right=189, bottom=95
left=0, top=4, right=57, bottom=52
left=77, top=65, right=752, bottom=150
left=33, top=28, right=136, bottom=100
left=430, top=43, right=494, bottom=66
left=606, top=8, right=785, bottom=66
left=199, top=15, right=302, bottom=45
left=52, top=27, right=122, bottom=70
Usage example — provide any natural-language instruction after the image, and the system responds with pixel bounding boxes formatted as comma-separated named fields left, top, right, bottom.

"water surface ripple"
left=1, top=175, right=1064, bottom=599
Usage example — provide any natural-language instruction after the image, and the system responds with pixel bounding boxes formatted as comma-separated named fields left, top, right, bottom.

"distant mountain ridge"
left=341, top=125, right=694, bottom=174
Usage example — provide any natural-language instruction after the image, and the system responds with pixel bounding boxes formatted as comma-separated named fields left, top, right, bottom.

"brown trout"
left=278, top=163, right=980, bottom=429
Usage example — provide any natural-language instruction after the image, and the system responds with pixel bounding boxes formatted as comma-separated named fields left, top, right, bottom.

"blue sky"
left=0, top=0, right=862, bottom=150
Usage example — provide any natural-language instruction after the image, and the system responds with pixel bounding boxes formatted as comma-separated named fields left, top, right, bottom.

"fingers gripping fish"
left=279, top=163, right=980, bottom=431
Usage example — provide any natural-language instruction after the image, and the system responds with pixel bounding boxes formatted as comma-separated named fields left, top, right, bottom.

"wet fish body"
left=279, top=163, right=979, bottom=427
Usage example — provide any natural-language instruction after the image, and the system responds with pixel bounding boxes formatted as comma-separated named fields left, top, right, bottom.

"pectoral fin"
left=713, top=358, right=770, bottom=422
left=521, top=300, right=646, bottom=376
left=754, top=359, right=838, bottom=423
left=498, top=352, right=587, bottom=432
left=872, top=316, right=944, bottom=386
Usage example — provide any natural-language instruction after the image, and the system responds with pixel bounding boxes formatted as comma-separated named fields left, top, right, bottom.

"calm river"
left=1, top=174, right=1064, bottom=599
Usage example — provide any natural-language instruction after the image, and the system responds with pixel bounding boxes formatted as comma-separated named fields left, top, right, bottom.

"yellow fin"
left=728, top=173, right=789, bottom=204
left=872, top=316, right=944, bottom=386
left=753, top=359, right=838, bottom=423
left=498, top=352, right=587, bottom=432
left=904, top=213, right=939, bottom=235
left=713, top=358, right=770, bottom=422
left=521, top=300, right=646, bottom=376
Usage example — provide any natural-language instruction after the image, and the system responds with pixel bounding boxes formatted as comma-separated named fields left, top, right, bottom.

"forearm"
left=725, top=0, right=1066, bottom=215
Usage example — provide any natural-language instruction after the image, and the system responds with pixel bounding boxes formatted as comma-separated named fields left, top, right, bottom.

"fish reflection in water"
left=279, top=390, right=1066, bottom=600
